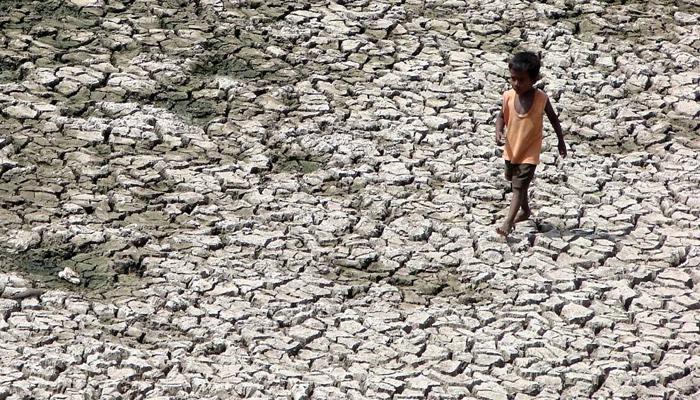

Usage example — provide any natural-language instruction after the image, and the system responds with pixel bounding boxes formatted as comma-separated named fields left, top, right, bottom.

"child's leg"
left=497, top=164, right=534, bottom=236
left=514, top=181, right=531, bottom=223
left=498, top=184, right=522, bottom=235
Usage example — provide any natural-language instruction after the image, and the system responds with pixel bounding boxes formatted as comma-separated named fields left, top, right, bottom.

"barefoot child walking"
left=495, top=51, right=567, bottom=237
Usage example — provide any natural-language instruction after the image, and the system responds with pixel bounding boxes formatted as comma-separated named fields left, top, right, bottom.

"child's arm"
left=495, top=109, right=505, bottom=146
left=544, top=98, right=567, bottom=158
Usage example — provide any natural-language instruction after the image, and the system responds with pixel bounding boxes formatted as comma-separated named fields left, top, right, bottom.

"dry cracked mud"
left=0, top=0, right=699, bottom=399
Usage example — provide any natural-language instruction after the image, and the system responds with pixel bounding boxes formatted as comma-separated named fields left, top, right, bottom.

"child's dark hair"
left=508, top=51, right=541, bottom=80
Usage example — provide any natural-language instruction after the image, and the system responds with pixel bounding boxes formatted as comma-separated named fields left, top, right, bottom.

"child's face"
left=509, top=68, right=536, bottom=94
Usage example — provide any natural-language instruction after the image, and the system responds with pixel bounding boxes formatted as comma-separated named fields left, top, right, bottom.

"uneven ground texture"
left=0, top=0, right=699, bottom=399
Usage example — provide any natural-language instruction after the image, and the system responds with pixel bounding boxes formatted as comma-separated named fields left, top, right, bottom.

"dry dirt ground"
left=0, top=0, right=699, bottom=399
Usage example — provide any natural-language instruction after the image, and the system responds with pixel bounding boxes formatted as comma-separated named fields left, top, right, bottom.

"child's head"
left=508, top=51, right=541, bottom=94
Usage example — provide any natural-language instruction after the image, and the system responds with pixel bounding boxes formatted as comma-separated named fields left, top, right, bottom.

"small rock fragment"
left=58, top=267, right=81, bottom=285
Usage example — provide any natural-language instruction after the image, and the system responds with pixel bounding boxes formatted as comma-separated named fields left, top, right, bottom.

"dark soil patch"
left=0, top=246, right=143, bottom=297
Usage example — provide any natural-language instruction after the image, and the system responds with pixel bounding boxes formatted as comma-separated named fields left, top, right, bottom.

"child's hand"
left=495, top=130, right=505, bottom=146
left=558, top=140, right=567, bottom=158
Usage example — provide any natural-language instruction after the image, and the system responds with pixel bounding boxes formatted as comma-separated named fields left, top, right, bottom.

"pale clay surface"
left=0, top=0, right=699, bottom=399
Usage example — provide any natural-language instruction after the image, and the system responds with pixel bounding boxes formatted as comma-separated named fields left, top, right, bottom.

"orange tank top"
left=502, top=89, right=547, bottom=165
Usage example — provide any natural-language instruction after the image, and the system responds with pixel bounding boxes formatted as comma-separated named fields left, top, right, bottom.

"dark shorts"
left=505, top=161, right=536, bottom=190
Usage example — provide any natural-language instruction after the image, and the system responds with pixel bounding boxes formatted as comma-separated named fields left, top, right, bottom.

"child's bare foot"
left=514, top=210, right=531, bottom=224
left=496, top=222, right=513, bottom=237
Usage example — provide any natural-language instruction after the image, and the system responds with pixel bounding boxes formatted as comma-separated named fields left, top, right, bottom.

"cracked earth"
left=0, top=0, right=699, bottom=399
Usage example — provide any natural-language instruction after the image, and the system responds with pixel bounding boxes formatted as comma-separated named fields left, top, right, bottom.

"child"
left=495, top=51, right=567, bottom=237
